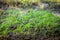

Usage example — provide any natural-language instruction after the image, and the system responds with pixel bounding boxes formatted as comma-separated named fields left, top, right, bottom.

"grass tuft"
left=0, top=9, right=60, bottom=36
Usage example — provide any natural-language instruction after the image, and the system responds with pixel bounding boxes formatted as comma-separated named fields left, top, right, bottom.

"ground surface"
left=0, top=2, right=60, bottom=40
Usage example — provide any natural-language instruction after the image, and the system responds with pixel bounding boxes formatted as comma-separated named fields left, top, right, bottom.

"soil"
left=0, top=31, right=60, bottom=40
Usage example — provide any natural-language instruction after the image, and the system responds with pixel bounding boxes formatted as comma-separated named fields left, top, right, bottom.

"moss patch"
left=0, top=9, right=60, bottom=37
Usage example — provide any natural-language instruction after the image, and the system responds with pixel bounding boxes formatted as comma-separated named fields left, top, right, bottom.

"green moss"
left=0, top=9, right=60, bottom=36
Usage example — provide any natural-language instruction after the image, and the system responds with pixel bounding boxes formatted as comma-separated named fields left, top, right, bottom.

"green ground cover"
left=0, top=9, right=60, bottom=37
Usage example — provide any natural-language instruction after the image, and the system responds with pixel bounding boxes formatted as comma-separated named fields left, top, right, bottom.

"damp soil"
left=0, top=30, right=60, bottom=40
